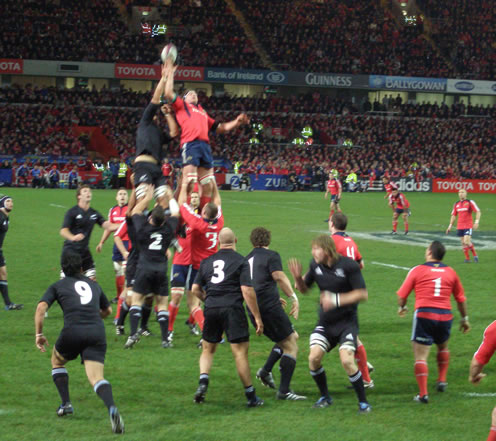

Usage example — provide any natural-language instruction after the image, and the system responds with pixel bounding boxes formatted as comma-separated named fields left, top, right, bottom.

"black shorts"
left=133, top=268, right=168, bottom=296
left=249, top=304, right=294, bottom=343
left=412, top=309, right=453, bottom=345
left=170, top=264, right=197, bottom=290
left=134, top=161, right=166, bottom=188
left=395, top=208, right=405, bottom=214
left=0, top=249, right=5, bottom=267
left=310, top=318, right=359, bottom=353
left=203, top=305, right=249, bottom=344
left=55, top=325, right=107, bottom=364
left=125, top=256, right=137, bottom=287
left=61, top=248, right=95, bottom=273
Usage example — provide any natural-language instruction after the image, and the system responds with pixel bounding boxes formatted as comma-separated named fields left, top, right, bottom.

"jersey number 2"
left=75, top=281, right=93, bottom=305
left=149, top=233, right=163, bottom=250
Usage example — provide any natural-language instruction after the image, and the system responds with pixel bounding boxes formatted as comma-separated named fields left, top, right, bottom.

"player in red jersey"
left=324, top=172, right=342, bottom=221
left=164, top=62, right=249, bottom=207
left=178, top=176, right=224, bottom=270
left=161, top=158, right=173, bottom=187
left=329, top=213, right=374, bottom=388
left=382, top=177, right=398, bottom=211
left=396, top=241, right=470, bottom=404
left=168, top=189, right=204, bottom=343
left=446, top=189, right=481, bottom=263
left=96, top=189, right=129, bottom=307
left=389, top=188, right=410, bottom=235
left=469, top=321, right=496, bottom=441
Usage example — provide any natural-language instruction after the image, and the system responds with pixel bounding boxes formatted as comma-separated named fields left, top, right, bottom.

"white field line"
left=462, top=392, right=496, bottom=397
left=49, top=203, right=67, bottom=209
left=371, top=261, right=410, bottom=271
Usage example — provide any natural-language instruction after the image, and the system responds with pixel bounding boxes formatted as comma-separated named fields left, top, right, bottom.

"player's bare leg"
left=487, top=407, right=496, bottom=441
left=462, top=234, right=478, bottom=262
left=231, top=342, right=263, bottom=406
left=183, top=164, right=199, bottom=194
left=168, top=287, right=184, bottom=339
left=198, top=166, right=215, bottom=207
left=412, top=341, right=431, bottom=402
left=85, top=361, right=124, bottom=434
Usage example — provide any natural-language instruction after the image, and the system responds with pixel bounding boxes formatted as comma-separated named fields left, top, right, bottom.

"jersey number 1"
left=433, top=277, right=442, bottom=297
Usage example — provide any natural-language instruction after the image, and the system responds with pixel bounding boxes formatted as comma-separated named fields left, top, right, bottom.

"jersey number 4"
left=75, top=281, right=93, bottom=304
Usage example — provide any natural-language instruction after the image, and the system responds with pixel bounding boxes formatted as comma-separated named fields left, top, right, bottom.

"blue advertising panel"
left=0, top=169, right=12, bottom=185
left=249, top=174, right=288, bottom=191
left=205, top=68, right=288, bottom=85
left=369, top=75, right=446, bottom=92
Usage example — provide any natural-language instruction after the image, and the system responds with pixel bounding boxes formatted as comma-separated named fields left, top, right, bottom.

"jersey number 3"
left=75, top=281, right=93, bottom=305
left=211, top=260, right=225, bottom=284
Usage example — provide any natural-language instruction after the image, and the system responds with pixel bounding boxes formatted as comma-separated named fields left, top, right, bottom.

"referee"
left=288, top=234, right=370, bottom=413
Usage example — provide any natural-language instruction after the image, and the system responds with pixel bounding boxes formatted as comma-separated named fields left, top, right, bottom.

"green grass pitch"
left=0, top=188, right=495, bottom=441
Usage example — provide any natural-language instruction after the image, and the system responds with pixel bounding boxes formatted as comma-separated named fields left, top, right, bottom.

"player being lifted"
left=163, top=60, right=249, bottom=207
left=324, top=171, right=342, bottom=221
left=134, top=64, right=179, bottom=209
left=396, top=241, right=470, bottom=403
left=390, top=188, right=410, bottom=235
left=446, top=189, right=481, bottom=263
left=330, top=213, right=374, bottom=388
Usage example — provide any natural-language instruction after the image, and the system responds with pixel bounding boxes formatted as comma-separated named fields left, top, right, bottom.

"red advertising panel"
left=0, top=59, right=23, bottom=74
left=433, top=179, right=496, bottom=193
left=115, top=64, right=204, bottom=81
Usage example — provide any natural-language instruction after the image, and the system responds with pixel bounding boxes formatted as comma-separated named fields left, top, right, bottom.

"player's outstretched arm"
left=161, top=104, right=179, bottom=138
left=216, top=113, right=250, bottom=134
left=35, top=302, right=49, bottom=352
left=272, top=270, right=299, bottom=320
left=132, top=185, right=154, bottom=215
left=242, top=286, right=263, bottom=336
left=163, top=62, right=177, bottom=102
left=211, top=177, right=221, bottom=206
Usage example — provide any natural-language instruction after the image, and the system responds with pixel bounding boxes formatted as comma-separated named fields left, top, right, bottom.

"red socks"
left=469, top=244, right=477, bottom=257
left=463, top=246, right=470, bottom=259
left=168, top=303, right=179, bottom=332
left=192, top=307, right=205, bottom=331
left=393, top=221, right=398, bottom=232
left=414, top=360, right=428, bottom=397
left=355, top=344, right=371, bottom=382
left=437, top=350, right=450, bottom=382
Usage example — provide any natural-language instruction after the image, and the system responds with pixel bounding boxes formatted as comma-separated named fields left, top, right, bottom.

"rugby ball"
left=161, top=43, right=178, bottom=64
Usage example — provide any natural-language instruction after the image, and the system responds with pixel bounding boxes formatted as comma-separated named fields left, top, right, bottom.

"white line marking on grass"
left=462, top=393, right=496, bottom=397
left=371, top=261, right=410, bottom=271
left=0, top=409, right=14, bottom=415
left=49, top=203, right=67, bottom=209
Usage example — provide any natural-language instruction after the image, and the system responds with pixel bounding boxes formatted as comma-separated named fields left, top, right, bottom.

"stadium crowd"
left=1, top=0, right=493, bottom=79
left=2, top=85, right=495, bottom=183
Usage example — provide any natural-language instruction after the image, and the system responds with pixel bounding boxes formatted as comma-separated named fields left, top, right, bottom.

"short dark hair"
left=203, top=202, right=218, bottom=220
left=429, top=240, right=446, bottom=261
left=151, top=206, right=166, bottom=226
left=61, top=251, right=82, bottom=277
left=250, top=227, right=271, bottom=247
left=331, top=212, right=348, bottom=231
left=76, top=184, right=91, bottom=200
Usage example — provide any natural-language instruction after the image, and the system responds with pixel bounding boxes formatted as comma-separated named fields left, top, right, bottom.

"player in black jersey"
left=288, top=234, right=371, bottom=413
left=0, top=195, right=23, bottom=310
left=124, top=185, right=179, bottom=349
left=34, top=252, right=124, bottom=434
left=246, top=227, right=305, bottom=401
left=192, top=228, right=264, bottom=407
left=59, top=185, right=113, bottom=279
left=134, top=65, right=179, bottom=209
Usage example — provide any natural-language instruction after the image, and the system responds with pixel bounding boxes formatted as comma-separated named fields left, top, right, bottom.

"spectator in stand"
left=49, top=165, right=60, bottom=188
left=68, top=166, right=79, bottom=190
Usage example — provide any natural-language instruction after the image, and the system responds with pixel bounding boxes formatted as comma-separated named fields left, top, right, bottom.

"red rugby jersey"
left=327, top=179, right=342, bottom=195
left=332, top=232, right=362, bottom=263
left=109, top=205, right=128, bottom=241
left=179, top=204, right=224, bottom=269
left=384, top=182, right=398, bottom=195
left=391, top=192, right=410, bottom=209
left=451, top=199, right=480, bottom=229
left=474, top=321, right=496, bottom=366
left=397, top=262, right=466, bottom=310
left=172, top=96, right=216, bottom=145
left=114, top=220, right=131, bottom=249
